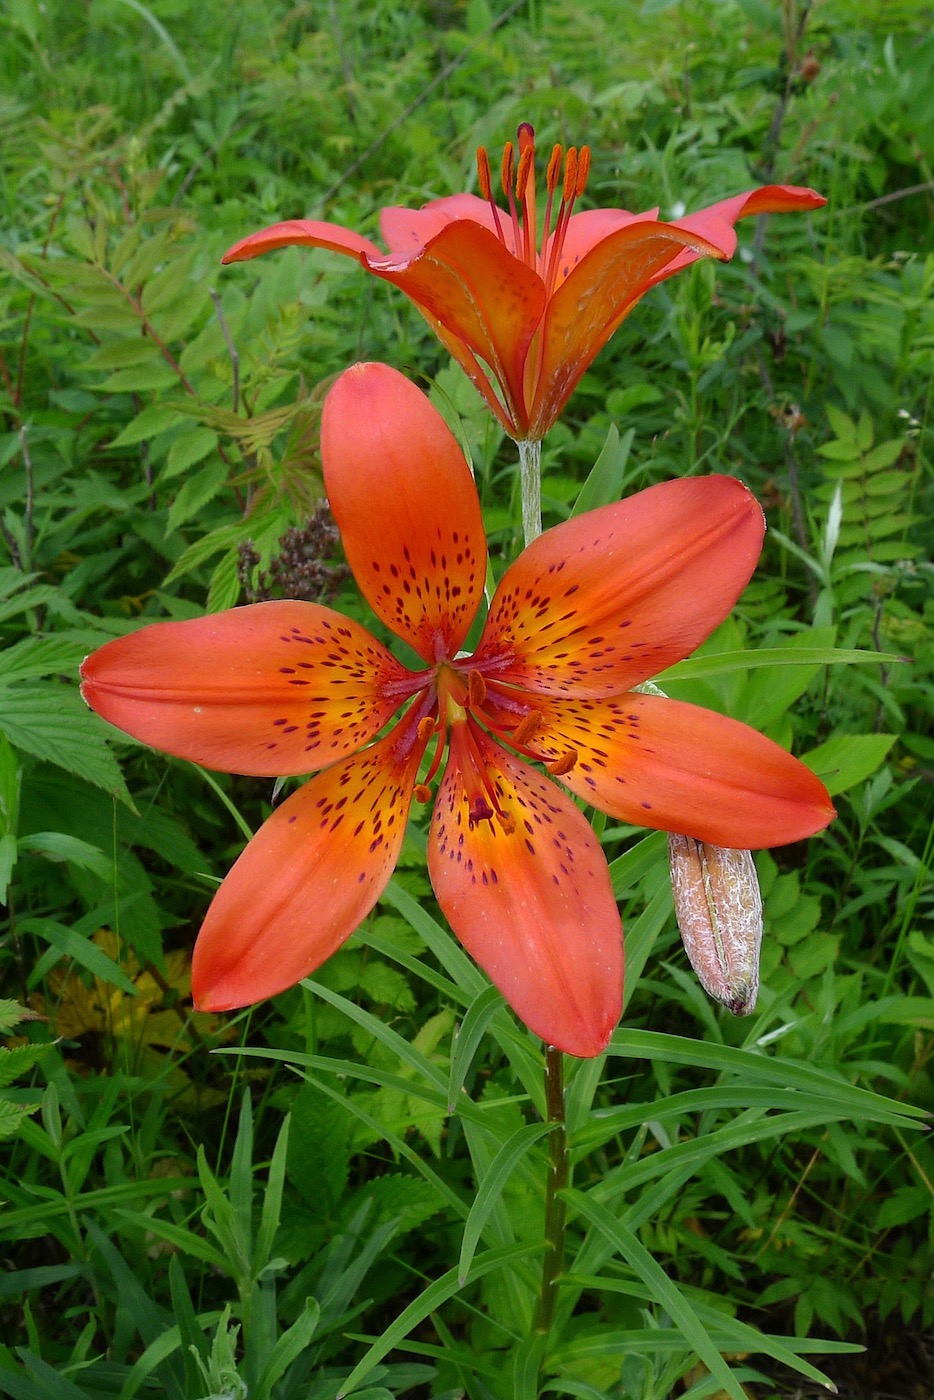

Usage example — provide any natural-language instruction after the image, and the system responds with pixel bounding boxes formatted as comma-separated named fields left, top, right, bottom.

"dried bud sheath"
left=668, top=835, right=763, bottom=1015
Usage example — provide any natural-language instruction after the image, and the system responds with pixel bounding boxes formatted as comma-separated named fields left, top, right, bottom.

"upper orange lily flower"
left=80, top=363, right=834, bottom=1057
left=222, top=124, right=825, bottom=441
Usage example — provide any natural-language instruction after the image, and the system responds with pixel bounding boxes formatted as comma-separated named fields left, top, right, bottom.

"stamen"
left=476, top=147, right=493, bottom=202
left=562, top=147, right=579, bottom=203
left=547, top=749, right=578, bottom=776
left=417, top=715, right=437, bottom=744
left=545, top=143, right=563, bottom=194
left=515, top=145, right=535, bottom=265
left=414, top=783, right=432, bottom=804
left=512, top=712, right=542, bottom=746
left=576, top=144, right=591, bottom=197
left=500, top=141, right=515, bottom=199
left=467, top=669, right=487, bottom=707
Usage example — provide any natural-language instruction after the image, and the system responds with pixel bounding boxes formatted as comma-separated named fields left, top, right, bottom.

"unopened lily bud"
left=668, top=834, right=763, bottom=1015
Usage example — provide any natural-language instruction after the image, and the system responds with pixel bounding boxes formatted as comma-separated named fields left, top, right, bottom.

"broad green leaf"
left=802, top=733, right=897, bottom=795
left=572, top=424, right=634, bottom=515
left=101, top=364, right=179, bottom=393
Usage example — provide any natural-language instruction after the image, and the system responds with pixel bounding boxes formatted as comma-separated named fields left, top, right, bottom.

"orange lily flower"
left=80, top=364, right=833, bottom=1057
left=222, top=124, right=825, bottom=441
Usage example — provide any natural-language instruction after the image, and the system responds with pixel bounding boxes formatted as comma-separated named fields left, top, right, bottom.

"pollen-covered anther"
left=545, top=143, right=563, bottom=193
left=497, top=810, right=516, bottom=836
left=414, top=782, right=433, bottom=804
left=547, top=748, right=578, bottom=776
left=467, top=669, right=487, bottom=708
left=562, top=147, right=579, bottom=203
left=511, top=711, right=543, bottom=746
left=575, top=145, right=591, bottom=198
left=476, top=147, right=493, bottom=202
left=500, top=141, right=515, bottom=198
left=417, top=715, right=437, bottom=744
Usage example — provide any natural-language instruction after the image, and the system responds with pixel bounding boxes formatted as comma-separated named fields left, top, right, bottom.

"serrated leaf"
left=108, top=402, right=188, bottom=448
left=0, top=684, right=132, bottom=804
left=0, top=1042, right=51, bottom=1090
left=101, top=364, right=179, bottom=393
left=84, top=338, right=164, bottom=372
left=0, top=635, right=90, bottom=683
left=162, top=426, right=218, bottom=481
left=165, top=459, right=228, bottom=534
left=0, top=1098, right=32, bottom=1141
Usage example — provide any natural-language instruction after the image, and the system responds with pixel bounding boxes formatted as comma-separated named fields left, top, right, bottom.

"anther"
left=562, top=147, right=579, bottom=203
left=467, top=670, right=487, bottom=707
left=576, top=145, right=591, bottom=197
left=512, top=712, right=542, bottom=746
left=498, top=811, right=516, bottom=836
left=476, top=147, right=493, bottom=202
left=417, top=715, right=437, bottom=744
left=545, top=144, right=563, bottom=194
left=414, top=783, right=432, bottom=804
left=515, top=145, right=533, bottom=202
left=500, top=141, right=515, bottom=198
left=468, top=796, right=496, bottom=829
left=547, top=748, right=578, bottom=776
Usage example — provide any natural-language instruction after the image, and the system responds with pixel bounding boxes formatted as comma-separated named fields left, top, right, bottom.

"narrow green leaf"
left=458, top=1122, right=551, bottom=1283
left=448, top=983, right=505, bottom=1109
left=565, top=1190, right=748, bottom=1400
left=336, top=1245, right=542, bottom=1397
left=20, top=918, right=137, bottom=994
left=572, top=425, right=634, bottom=516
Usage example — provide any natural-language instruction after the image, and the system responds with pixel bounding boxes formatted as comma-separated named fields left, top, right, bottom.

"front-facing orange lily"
left=80, top=363, right=834, bottom=1057
left=222, top=124, right=825, bottom=441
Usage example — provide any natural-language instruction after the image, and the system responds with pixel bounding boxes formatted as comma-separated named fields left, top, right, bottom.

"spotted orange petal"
left=79, top=601, right=410, bottom=777
left=321, top=363, right=489, bottom=663
left=221, top=218, right=384, bottom=266
left=428, top=723, right=623, bottom=1057
left=527, top=221, right=725, bottom=437
left=367, top=223, right=545, bottom=436
left=530, top=692, right=835, bottom=848
left=472, top=476, right=764, bottom=698
left=192, top=707, right=430, bottom=1010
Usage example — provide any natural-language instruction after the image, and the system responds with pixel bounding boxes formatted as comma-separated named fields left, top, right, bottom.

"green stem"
left=535, top=1044, right=568, bottom=1334
left=518, top=437, right=542, bottom=544
left=515, top=436, right=569, bottom=1344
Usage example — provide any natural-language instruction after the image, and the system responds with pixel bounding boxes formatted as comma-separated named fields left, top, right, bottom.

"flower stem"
left=518, top=437, right=542, bottom=543
left=535, top=1044, right=568, bottom=1334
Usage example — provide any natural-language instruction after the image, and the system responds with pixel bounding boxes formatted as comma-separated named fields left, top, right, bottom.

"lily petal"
left=192, top=707, right=429, bottom=1010
left=656, top=184, right=827, bottom=283
left=380, top=194, right=503, bottom=254
left=472, top=476, right=764, bottom=698
left=79, top=601, right=410, bottom=777
left=222, top=218, right=383, bottom=265
left=528, top=221, right=726, bottom=436
left=367, top=222, right=545, bottom=436
left=530, top=692, right=836, bottom=847
left=428, top=723, right=623, bottom=1057
left=321, top=363, right=489, bottom=662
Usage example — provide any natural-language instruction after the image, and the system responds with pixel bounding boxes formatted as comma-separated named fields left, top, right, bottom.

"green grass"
left=1, top=1, right=932, bottom=1396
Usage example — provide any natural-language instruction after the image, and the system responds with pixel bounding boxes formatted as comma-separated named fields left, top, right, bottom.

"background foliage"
left=0, top=0, right=932, bottom=1396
